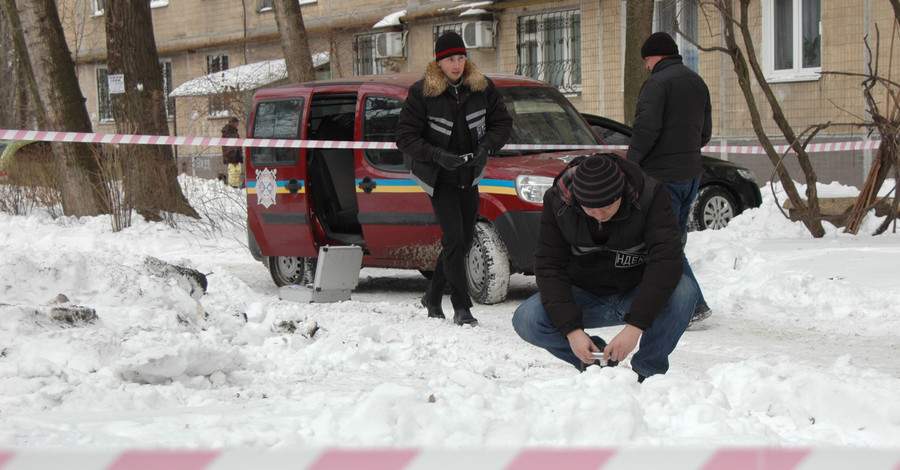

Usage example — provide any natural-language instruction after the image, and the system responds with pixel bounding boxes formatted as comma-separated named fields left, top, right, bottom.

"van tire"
left=466, top=221, right=510, bottom=305
left=268, top=256, right=316, bottom=287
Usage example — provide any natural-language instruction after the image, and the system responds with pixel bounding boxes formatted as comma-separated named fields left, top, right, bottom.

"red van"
left=244, top=73, right=622, bottom=304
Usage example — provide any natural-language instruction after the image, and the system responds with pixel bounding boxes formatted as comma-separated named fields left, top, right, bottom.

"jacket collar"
left=423, top=60, right=488, bottom=98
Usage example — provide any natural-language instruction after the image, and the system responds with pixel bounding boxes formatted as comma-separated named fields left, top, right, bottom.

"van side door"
left=353, top=87, right=442, bottom=269
left=245, top=91, right=317, bottom=259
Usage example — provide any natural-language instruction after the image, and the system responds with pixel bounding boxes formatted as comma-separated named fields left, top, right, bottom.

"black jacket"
left=626, top=55, right=712, bottom=182
left=535, top=155, right=684, bottom=335
left=396, top=61, right=512, bottom=195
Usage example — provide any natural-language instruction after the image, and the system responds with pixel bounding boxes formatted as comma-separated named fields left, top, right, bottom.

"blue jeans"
left=512, top=274, right=698, bottom=377
left=665, top=179, right=706, bottom=308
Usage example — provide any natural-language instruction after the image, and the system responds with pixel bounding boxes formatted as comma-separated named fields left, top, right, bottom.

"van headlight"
left=516, top=175, right=554, bottom=204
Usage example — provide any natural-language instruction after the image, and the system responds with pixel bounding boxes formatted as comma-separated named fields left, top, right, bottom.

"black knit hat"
left=573, top=154, right=625, bottom=208
left=641, top=32, right=678, bottom=58
left=435, top=32, right=467, bottom=61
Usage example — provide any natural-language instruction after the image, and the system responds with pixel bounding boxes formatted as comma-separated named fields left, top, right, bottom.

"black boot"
left=421, top=293, right=445, bottom=319
left=453, top=308, right=478, bottom=326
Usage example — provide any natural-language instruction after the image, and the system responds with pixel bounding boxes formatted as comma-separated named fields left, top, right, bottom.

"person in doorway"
left=512, top=153, right=698, bottom=381
left=627, top=32, right=712, bottom=326
left=222, top=117, right=243, bottom=188
left=396, top=31, right=512, bottom=326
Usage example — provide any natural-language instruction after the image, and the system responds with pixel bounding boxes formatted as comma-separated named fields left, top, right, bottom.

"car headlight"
left=736, top=168, right=757, bottom=183
left=515, top=175, right=554, bottom=204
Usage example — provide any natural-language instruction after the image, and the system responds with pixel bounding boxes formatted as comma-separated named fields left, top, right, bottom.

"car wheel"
left=268, top=256, right=316, bottom=287
left=692, top=186, right=737, bottom=230
left=466, top=221, right=510, bottom=305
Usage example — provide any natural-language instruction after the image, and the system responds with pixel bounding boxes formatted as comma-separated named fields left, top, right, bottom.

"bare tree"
left=104, top=0, right=197, bottom=222
left=5, top=0, right=110, bottom=217
left=623, top=0, right=654, bottom=126
left=272, top=0, right=316, bottom=83
left=697, top=0, right=826, bottom=237
left=0, top=4, right=41, bottom=130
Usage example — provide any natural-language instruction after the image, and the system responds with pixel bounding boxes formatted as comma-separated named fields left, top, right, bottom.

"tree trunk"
left=623, top=0, right=654, bottom=126
left=272, top=0, right=316, bottom=83
left=0, top=2, right=42, bottom=130
left=104, top=0, right=197, bottom=221
left=7, top=0, right=109, bottom=217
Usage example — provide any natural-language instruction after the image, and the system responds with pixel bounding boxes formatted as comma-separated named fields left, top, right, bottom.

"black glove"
left=431, top=148, right=466, bottom=170
left=470, top=145, right=489, bottom=167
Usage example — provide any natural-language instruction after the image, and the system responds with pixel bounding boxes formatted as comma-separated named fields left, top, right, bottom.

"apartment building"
left=61, top=0, right=897, bottom=186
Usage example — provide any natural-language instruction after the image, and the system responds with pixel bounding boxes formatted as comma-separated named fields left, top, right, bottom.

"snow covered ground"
left=1, top=177, right=899, bottom=449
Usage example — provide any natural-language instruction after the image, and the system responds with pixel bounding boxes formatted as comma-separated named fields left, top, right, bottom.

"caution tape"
left=1, top=448, right=899, bottom=469
left=0, top=128, right=882, bottom=154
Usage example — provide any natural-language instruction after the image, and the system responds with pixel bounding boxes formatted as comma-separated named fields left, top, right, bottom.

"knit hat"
left=435, top=32, right=467, bottom=61
left=572, top=154, right=625, bottom=208
left=641, top=32, right=678, bottom=58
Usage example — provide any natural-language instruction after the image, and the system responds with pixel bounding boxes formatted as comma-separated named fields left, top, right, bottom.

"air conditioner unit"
left=462, top=21, right=494, bottom=49
left=375, top=32, right=405, bottom=58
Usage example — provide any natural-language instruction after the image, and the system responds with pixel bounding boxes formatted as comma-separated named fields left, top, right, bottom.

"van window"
left=363, top=96, right=405, bottom=172
left=251, top=99, right=303, bottom=165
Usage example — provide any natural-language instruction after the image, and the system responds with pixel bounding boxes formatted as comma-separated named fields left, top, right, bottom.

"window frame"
left=762, top=0, right=822, bottom=82
left=515, top=9, right=582, bottom=94
left=206, top=53, right=230, bottom=117
left=653, top=0, right=699, bottom=72
left=353, top=34, right=389, bottom=76
left=96, top=66, right=113, bottom=122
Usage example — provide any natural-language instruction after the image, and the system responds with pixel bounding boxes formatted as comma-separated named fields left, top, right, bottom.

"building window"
left=654, top=0, right=699, bottom=72
left=91, top=0, right=104, bottom=16
left=160, top=60, right=174, bottom=119
left=258, top=0, right=273, bottom=11
left=96, top=67, right=112, bottom=122
left=515, top=9, right=581, bottom=93
left=354, top=34, right=389, bottom=75
left=150, top=0, right=168, bottom=8
left=434, top=23, right=463, bottom=42
left=207, top=54, right=229, bottom=117
left=763, top=0, right=821, bottom=81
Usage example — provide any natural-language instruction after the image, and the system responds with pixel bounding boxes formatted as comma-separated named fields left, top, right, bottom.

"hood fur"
left=423, top=59, right=488, bottom=97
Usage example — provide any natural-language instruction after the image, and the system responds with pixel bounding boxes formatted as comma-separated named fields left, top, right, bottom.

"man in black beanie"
left=397, top=31, right=512, bottom=326
left=628, top=31, right=713, bottom=326
left=512, top=153, right=698, bottom=381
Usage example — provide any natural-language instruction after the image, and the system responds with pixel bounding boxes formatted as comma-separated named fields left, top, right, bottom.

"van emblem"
left=256, top=168, right=277, bottom=208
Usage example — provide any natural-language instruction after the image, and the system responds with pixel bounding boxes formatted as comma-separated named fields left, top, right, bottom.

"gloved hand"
left=470, top=145, right=490, bottom=167
left=431, top=148, right=466, bottom=170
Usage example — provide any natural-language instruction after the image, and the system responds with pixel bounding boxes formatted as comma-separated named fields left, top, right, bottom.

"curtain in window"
left=802, top=0, right=821, bottom=67
left=773, top=0, right=793, bottom=70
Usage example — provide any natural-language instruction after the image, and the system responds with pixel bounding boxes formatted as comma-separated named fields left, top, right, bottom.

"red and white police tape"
left=1, top=448, right=900, bottom=470
left=0, top=128, right=882, bottom=154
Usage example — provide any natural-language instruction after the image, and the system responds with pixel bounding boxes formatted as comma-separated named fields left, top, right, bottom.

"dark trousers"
left=424, top=183, right=480, bottom=310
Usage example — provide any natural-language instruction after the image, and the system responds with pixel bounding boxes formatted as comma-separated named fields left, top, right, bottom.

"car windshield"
left=497, top=86, right=600, bottom=155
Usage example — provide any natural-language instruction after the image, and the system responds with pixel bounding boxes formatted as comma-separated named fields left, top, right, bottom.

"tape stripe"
left=0, top=449, right=897, bottom=469
left=0, top=129, right=882, bottom=154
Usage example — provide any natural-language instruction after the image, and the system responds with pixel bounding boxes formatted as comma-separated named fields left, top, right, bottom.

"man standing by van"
left=222, top=117, right=243, bottom=188
left=397, top=31, right=512, bottom=326
left=628, top=32, right=712, bottom=325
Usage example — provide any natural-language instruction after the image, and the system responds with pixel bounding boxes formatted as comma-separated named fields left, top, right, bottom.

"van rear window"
left=251, top=99, right=304, bottom=165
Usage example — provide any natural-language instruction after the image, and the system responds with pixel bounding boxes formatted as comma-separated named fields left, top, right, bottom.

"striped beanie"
left=572, top=154, right=625, bottom=208
left=435, top=32, right=466, bottom=61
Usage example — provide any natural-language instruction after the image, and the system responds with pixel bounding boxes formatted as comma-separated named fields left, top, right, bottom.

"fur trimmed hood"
left=423, top=60, right=488, bottom=98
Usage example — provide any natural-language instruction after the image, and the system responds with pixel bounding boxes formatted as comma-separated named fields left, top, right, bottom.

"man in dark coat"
left=627, top=32, right=712, bottom=325
left=221, top=117, right=243, bottom=188
left=512, top=153, right=698, bottom=380
left=396, top=31, right=512, bottom=326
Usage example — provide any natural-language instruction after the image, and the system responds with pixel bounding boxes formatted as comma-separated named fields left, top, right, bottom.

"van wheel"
left=268, top=256, right=316, bottom=287
left=466, top=221, right=510, bottom=305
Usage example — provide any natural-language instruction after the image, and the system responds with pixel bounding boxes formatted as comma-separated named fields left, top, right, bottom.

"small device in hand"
left=590, top=352, right=608, bottom=366
left=459, top=152, right=473, bottom=163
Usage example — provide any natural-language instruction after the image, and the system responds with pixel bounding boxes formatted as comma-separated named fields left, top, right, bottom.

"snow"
left=1, top=177, right=900, bottom=449
left=168, top=54, right=330, bottom=98
left=374, top=11, right=407, bottom=29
